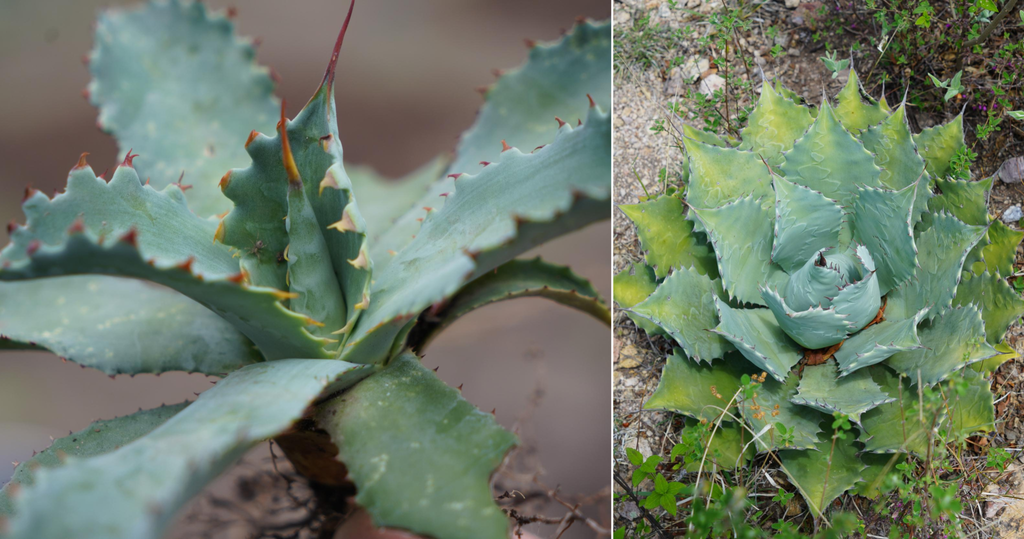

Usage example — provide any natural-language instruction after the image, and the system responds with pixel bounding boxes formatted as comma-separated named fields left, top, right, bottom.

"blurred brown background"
left=0, top=0, right=611, bottom=536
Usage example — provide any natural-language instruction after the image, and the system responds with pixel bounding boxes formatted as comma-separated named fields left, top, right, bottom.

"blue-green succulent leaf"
left=0, top=276, right=261, bottom=375
left=631, top=266, right=734, bottom=363
left=645, top=348, right=756, bottom=421
left=374, top=21, right=611, bottom=270
left=952, top=270, right=1024, bottom=344
left=4, top=359, right=376, bottom=539
left=316, top=354, right=516, bottom=539
left=613, top=262, right=664, bottom=336
left=349, top=157, right=447, bottom=249
left=741, top=374, right=824, bottom=452
left=691, top=196, right=783, bottom=306
left=947, top=368, right=995, bottom=441
left=618, top=195, right=717, bottom=279
left=851, top=183, right=918, bottom=294
left=681, top=418, right=753, bottom=472
left=858, top=103, right=930, bottom=226
left=683, top=139, right=773, bottom=230
left=342, top=108, right=610, bottom=365
left=778, top=432, right=866, bottom=517
left=834, top=314, right=924, bottom=376
left=965, top=219, right=1024, bottom=277
left=220, top=53, right=371, bottom=340
left=886, top=212, right=986, bottom=320
left=780, top=99, right=882, bottom=218
left=0, top=231, right=331, bottom=361
left=783, top=249, right=847, bottom=312
left=834, top=70, right=890, bottom=132
left=450, top=20, right=610, bottom=176
left=860, top=367, right=937, bottom=457
left=762, top=288, right=851, bottom=350
left=913, top=115, right=965, bottom=180
left=2, top=165, right=235, bottom=278
left=887, top=305, right=998, bottom=385
left=771, top=175, right=844, bottom=274
left=712, top=297, right=802, bottom=382
left=412, top=257, right=609, bottom=351
left=831, top=269, right=881, bottom=333
left=738, top=82, right=814, bottom=166
left=927, top=177, right=992, bottom=227
left=88, top=0, right=278, bottom=217
left=0, top=403, right=188, bottom=518
left=790, top=360, right=893, bottom=423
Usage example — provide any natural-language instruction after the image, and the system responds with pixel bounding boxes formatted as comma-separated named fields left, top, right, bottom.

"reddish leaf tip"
left=555, top=117, right=566, bottom=128
left=74, top=152, right=90, bottom=170
left=446, top=173, right=462, bottom=180
left=119, top=228, right=138, bottom=247
left=478, top=161, right=491, bottom=166
left=172, top=171, right=193, bottom=192
left=244, top=130, right=260, bottom=149
left=176, top=256, right=195, bottom=273
left=67, top=217, right=85, bottom=235
left=524, top=38, right=536, bottom=48
left=278, top=101, right=302, bottom=187
left=587, top=94, right=596, bottom=108
left=322, top=0, right=356, bottom=89
left=219, top=171, right=232, bottom=192
left=121, top=149, right=139, bottom=168
left=501, top=140, right=512, bottom=152
left=26, top=240, right=41, bottom=256
left=6, top=220, right=18, bottom=235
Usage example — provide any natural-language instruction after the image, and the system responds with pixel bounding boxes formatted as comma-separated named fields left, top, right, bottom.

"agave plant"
left=0, top=2, right=611, bottom=538
left=616, top=70, right=1024, bottom=516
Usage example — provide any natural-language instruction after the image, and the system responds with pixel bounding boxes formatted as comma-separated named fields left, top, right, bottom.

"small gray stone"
left=997, top=156, right=1024, bottom=184
left=1002, top=205, right=1023, bottom=224
left=698, top=74, right=726, bottom=98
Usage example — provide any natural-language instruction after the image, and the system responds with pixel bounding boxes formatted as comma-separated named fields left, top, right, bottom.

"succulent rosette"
left=616, top=71, right=1024, bottom=515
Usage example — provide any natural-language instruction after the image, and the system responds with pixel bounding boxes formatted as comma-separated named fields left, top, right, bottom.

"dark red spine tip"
left=322, top=0, right=356, bottom=89
left=74, top=152, right=90, bottom=169
left=119, top=228, right=138, bottom=247
left=587, top=94, right=596, bottom=108
left=121, top=149, right=139, bottom=168
left=67, top=218, right=85, bottom=234
left=26, top=240, right=41, bottom=256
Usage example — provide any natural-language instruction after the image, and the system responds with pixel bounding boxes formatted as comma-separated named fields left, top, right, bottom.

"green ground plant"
left=0, top=2, right=611, bottom=538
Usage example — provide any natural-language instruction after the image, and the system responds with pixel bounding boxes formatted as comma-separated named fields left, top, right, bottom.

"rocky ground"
left=612, top=0, right=1024, bottom=536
